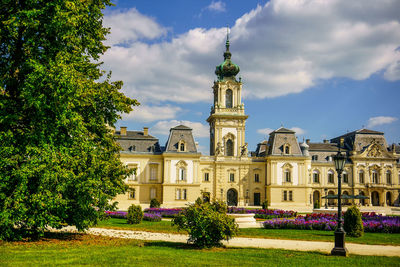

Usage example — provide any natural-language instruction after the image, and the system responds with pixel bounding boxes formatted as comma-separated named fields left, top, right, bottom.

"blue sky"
left=101, top=0, right=400, bottom=154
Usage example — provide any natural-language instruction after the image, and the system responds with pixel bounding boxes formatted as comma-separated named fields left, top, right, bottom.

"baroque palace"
left=113, top=37, right=400, bottom=210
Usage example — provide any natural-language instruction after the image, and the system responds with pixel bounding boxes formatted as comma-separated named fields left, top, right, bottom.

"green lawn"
left=1, top=233, right=399, bottom=267
left=96, top=218, right=400, bottom=246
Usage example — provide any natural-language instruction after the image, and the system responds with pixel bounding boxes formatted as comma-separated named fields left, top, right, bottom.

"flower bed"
left=144, top=208, right=182, bottom=218
left=143, top=213, right=162, bottom=222
left=227, top=207, right=297, bottom=219
left=105, top=211, right=127, bottom=219
left=263, top=213, right=400, bottom=233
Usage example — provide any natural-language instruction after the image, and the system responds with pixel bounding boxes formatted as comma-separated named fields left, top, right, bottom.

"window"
left=312, top=155, right=318, bottom=161
left=372, top=170, right=379, bottom=184
left=128, top=188, right=135, bottom=199
left=180, top=142, right=185, bottom=152
left=225, top=89, right=233, bottom=108
left=343, top=172, right=348, bottom=183
left=150, top=165, right=157, bottom=180
left=283, top=190, right=293, bottom=201
left=229, top=173, right=235, bottom=182
left=226, top=139, right=234, bottom=156
left=386, top=171, right=392, bottom=184
left=176, top=189, right=187, bottom=200
left=284, top=169, right=291, bottom=182
left=129, top=145, right=136, bottom=151
left=127, top=165, right=137, bottom=181
left=313, top=170, right=320, bottom=183
left=328, top=170, right=334, bottom=184
left=150, top=188, right=156, bottom=199
left=359, top=170, right=364, bottom=184
left=179, top=168, right=186, bottom=181
left=254, top=173, right=260, bottom=183
left=204, top=172, right=209, bottom=182
left=284, top=145, right=290, bottom=154
left=183, top=189, right=187, bottom=200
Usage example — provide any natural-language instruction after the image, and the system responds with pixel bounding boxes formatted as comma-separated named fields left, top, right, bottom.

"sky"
left=101, top=0, right=400, bottom=154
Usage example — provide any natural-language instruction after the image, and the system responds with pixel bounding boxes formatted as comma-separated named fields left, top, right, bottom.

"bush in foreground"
left=173, top=202, right=238, bottom=247
left=127, top=205, right=143, bottom=224
left=150, top=198, right=161, bottom=208
left=344, top=205, right=364, bottom=237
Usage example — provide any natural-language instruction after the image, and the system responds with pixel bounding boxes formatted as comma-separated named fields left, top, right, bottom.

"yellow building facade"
left=113, top=38, right=400, bottom=210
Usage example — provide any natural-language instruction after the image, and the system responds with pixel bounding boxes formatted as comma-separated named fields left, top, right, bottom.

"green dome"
left=215, top=38, right=240, bottom=80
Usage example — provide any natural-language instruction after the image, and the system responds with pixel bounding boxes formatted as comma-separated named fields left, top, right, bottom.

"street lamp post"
left=324, top=188, right=328, bottom=209
left=331, top=150, right=348, bottom=256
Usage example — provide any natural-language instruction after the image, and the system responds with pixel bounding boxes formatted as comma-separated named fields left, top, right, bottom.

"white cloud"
left=102, top=0, right=400, bottom=104
left=206, top=1, right=226, bottom=12
left=123, top=105, right=182, bottom=123
left=290, top=127, right=306, bottom=135
left=151, top=120, right=209, bottom=138
left=257, top=128, right=274, bottom=135
left=367, top=116, right=398, bottom=128
left=103, top=8, right=167, bottom=46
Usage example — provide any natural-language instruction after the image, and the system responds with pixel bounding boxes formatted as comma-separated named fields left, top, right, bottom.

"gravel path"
left=55, top=226, right=400, bottom=257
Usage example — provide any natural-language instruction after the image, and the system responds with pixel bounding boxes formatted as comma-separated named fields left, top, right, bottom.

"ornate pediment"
left=359, top=142, right=393, bottom=159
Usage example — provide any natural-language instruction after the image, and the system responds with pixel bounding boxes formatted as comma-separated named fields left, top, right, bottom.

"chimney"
left=323, top=139, right=329, bottom=144
left=120, top=127, right=127, bottom=136
left=143, top=127, right=149, bottom=136
left=306, top=139, right=310, bottom=145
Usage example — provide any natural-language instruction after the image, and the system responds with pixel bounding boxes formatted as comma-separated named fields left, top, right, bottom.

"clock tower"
left=207, top=34, right=248, bottom=157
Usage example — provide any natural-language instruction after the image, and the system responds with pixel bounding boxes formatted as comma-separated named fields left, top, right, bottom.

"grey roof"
left=171, top=125, right=192, bottom=130
left=331, top=128, right=388, bottom=153
left=308, top=143, right=341, bottom=152
left=165, top=125, right=198, bottom=153
left=266, top=127, right=302, bottom=156
left=115, top=130, right=162, bottom=154
left=270, top=127, right=295, bottom=134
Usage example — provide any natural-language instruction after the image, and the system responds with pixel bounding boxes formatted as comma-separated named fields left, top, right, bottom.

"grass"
left=1, top=233, right=399, bottom=266
left=96, top=218, right=400, bottom=246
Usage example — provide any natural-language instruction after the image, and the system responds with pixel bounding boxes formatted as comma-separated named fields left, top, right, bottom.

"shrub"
left=127, top=204, right=143, bottom=224
left=210, top=200, right=228, bottom=214
left=195, top=197, right=203, bottom=206
left=173, top=202, right=238, bottom=247
left=344, top=205, right=364, bottom=237
left=143, top=213, right=162, bottom=222
left=262, top=200, right=269, bottom=210
left=150, top=198, right=161, bottom=208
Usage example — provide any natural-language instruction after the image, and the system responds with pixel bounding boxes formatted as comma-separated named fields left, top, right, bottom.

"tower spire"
left=226, top=25, right=230, bottom=52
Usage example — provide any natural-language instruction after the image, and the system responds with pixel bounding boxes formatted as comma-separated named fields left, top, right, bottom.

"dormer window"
left=283, top=144, right=290, bottom=155
left=178, top=140, right=186, bottom=152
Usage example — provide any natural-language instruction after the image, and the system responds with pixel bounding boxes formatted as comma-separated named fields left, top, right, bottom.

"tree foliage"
left=0, top=0, right=138, bottom=240
left=172, top=201, right=238, bottom=248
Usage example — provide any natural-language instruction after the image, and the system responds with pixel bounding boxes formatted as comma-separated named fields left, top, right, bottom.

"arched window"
left=226, top=139, right=234, bottom=156
left=386, top=170, right=392, bottom=184
left=313, top=170, right=320, bottom=183
left=328, top=170, right=334, bottom=184
left=283, top=144, right=290, bottom=155
left=180, top=142, right=185, bottom=152
left=225, top=89, right=233, bottom=108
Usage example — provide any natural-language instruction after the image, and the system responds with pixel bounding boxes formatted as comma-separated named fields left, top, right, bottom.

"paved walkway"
left=55, top=226, right=400, bottom=257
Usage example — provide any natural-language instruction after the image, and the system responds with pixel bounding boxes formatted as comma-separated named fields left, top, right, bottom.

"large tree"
left=0, top=0, right=138, bottom=240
